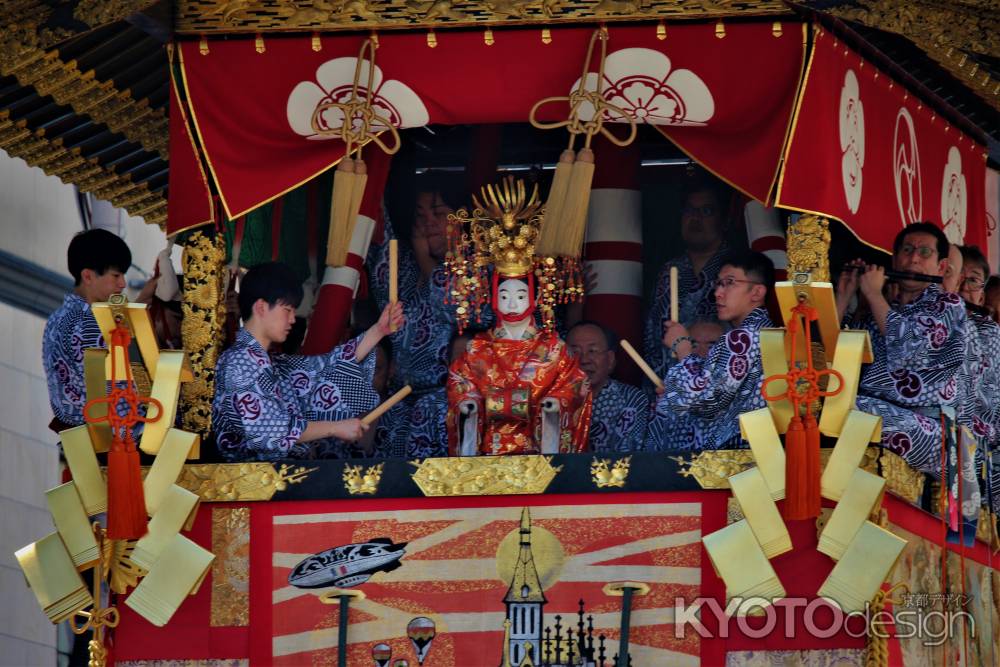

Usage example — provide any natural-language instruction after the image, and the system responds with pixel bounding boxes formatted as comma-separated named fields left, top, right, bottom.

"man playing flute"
left=837, top=223, right=968, bottom=475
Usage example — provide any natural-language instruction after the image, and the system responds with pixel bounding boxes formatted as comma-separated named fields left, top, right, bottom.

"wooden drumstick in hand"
left=389, top=239, right=399, bottom=332
left=362, top=385, right=412, bottom=426
left=619, top=340, right=664, bottom=390
left=669, top=266, right=679, bottom=323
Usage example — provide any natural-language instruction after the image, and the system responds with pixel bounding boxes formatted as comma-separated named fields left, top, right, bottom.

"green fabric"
left=220, top=170, right=336, bottom=282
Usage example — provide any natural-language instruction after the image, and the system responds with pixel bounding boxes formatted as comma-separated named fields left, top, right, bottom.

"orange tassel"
left=106, top=441, right=148, bottom=540
left=803, top=411, right=822, bottom=517
left=783, top=415, right=811, bottom=520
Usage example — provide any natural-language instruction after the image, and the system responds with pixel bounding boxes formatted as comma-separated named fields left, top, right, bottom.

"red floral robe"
left=447, top=327, right=592, bottom=456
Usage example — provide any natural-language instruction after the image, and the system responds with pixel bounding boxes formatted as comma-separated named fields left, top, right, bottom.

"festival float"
left=4, top=0, right=1000, bottom=665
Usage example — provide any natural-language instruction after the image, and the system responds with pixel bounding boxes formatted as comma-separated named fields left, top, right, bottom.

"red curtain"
left=173, top=22, right=805, bottom=227
left=776, top=27, right=989, bottom=252
left=167, top=69, right=214, bottom=235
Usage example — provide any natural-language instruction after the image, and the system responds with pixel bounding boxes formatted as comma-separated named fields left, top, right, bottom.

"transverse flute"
left=840, top=265, right=943, bottom=284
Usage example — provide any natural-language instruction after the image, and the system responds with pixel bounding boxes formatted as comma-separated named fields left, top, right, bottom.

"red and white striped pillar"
left=744, top=200, right=787, bottom=280
left=300, top=150, right=393, bottom=355
left=582, top=137, right=644, bottom=386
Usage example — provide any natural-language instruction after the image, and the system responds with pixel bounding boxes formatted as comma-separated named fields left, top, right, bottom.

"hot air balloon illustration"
left=391, top=660, right=409, bottom=667
left=371, top=643, right=391, bottom=667
left=406, top=616, right=436, bottom=665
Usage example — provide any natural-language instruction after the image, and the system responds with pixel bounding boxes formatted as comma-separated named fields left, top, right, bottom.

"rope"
left=528, top=28, right=637, bottom=149
left=864, top=581, right=909, bottom=667
left=308, top=38, right=401, bottom=157
left=761, top=297, right=844, bottom=414
left=83, top=323, right=163, bottom=448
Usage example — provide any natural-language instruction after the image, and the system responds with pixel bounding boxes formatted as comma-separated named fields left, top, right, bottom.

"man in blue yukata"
left=370, top=177, right=475, bottom=458
left=566, top=321, right=648, bottom=453
left=837, top=222, right=968, bottom=475
left=43, top=229, right=144, bottom=435
left=656, top=251, right=775, bottom=450
left=213, top=262, right=404, bottom=461
left=645, top=318, right=723, bottom=451
left=643, top=183, right=730, bottom=383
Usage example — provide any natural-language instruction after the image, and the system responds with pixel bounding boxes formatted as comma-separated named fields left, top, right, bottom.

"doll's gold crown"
left=457, top=176, right=542, bottom=277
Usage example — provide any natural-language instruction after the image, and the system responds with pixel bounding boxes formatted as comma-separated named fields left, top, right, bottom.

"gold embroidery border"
left=211, top=506, right=250, bottom=627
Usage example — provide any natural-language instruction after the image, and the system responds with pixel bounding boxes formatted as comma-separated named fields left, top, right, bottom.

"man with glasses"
left=654, top=251, right=774, bottom=450
left=836, top=222, right=968, bottom=475
left=643, top=184, right=730, bottom=383
left=566, top=321, right=649, bottom=453
left=959, top=245, right=1000, bottom=515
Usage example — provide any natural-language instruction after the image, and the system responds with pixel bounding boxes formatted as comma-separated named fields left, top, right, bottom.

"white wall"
left=0, top=151, right=169, bottom=666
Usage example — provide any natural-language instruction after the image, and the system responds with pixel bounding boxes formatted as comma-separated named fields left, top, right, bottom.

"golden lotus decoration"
left=410, top=455, right=562, bottom=496
left=343, top=463, right=384, bottom=495
left=591, top=456, right=631, bottom=488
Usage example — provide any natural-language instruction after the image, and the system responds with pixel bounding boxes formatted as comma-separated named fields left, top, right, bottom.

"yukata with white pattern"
left=369, top=220, right=473, bottom=457
left=588, top=379, right=649, bottom=453
left=643, top=246, right=729, bottom=382
left=852, top=285, right=969, bottom=476
left=212, top=329, right=378, bottom=461
left=645, top=402, right=697, bottom=451
left=43, top=293, right=105, bottom=428
left=966, top=310, right=1000, bottom=511
left=657, top=307, right=772, bottom=450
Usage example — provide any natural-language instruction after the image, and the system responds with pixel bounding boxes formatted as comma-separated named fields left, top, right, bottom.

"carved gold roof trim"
left=0, top=44, right=169, bottom=159
left=175, top=0, right=790, bottom=34
left=830, top=0, right=1000, bottom=112
left=0, top=110, right=167, bottom=227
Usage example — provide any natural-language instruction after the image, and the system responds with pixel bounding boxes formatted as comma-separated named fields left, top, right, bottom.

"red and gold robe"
left=447, top=327, right=592, bottom=456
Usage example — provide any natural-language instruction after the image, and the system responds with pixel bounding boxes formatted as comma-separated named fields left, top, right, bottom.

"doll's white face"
left=497, top=278, right=530, bottom=316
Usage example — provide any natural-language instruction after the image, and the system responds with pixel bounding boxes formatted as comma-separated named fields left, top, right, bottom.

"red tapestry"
left=176, top=22, right=805, bottom=223
left=776, top=27, right=989, bottom=253
left=267, top=496, right=703, bottom=665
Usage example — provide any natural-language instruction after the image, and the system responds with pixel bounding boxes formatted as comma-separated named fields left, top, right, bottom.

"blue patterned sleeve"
left=883, top=294, right=967, bottom=376
left=221, top=365, right=309, bottom=461
left=619, top=387, right=651, bottom=452
left=643, top=264, right=672, bottom=380
left=368, top=211, right=396, bottom=311
left=660, top=328, right=751, bottom=418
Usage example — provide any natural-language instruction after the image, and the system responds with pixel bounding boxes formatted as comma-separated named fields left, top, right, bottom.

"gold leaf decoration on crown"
left=445, top=175, right=583, bottom=332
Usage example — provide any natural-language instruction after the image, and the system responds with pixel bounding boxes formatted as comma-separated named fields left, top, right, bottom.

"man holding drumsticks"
left=212, top=261, right=404, bottom=461
left=656, top=251, right=775, bottom=450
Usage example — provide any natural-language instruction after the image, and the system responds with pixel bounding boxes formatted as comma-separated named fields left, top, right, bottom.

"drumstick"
left=669, top=266, right=679, bottom=323
left=619, top=340, right=664, bottom=390
left=389, top=239, right=398, bottom=332
left=361, top=385, right=412, bottom=426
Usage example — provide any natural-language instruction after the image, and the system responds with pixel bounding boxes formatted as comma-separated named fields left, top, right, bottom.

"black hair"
left=567, top=320, right=619, bottom=350
left=237, top=261, right=303, bottom=321
left=720, top=250, right=775, bottom=292
left=893, top=222, right=949, bottom=260
left=414, top=172, right=465, bottom=213
left=67, top=229, right=132, bottom=286
left=987, top=275, right=1000, bottom=293
left=959, top=245, right=991, bottom=279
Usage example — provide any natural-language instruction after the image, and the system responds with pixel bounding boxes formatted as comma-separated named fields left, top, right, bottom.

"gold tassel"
left=536, top=148, right=575, bottom=257
left=327, top=158, right=357, bottom=267
left=559, top=146, right=595, bottom=258
left=350, top=157, right=368, bottom=234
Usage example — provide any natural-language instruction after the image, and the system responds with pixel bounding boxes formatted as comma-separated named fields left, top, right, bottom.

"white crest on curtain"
left=893, top=107, right=923, bottom=226
left=573, top=48, right=715, bottom=126
left=838, top=69, right=864, bottom=214
left=940, top=146, right=967, bottom=243
left=286, top=58, right=429, bottom=140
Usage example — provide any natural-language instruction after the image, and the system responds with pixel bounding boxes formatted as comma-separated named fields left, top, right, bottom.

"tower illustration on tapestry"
left=502, top=507, right=547, bottom=666
left=498, top=508, right=606, bottom=667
